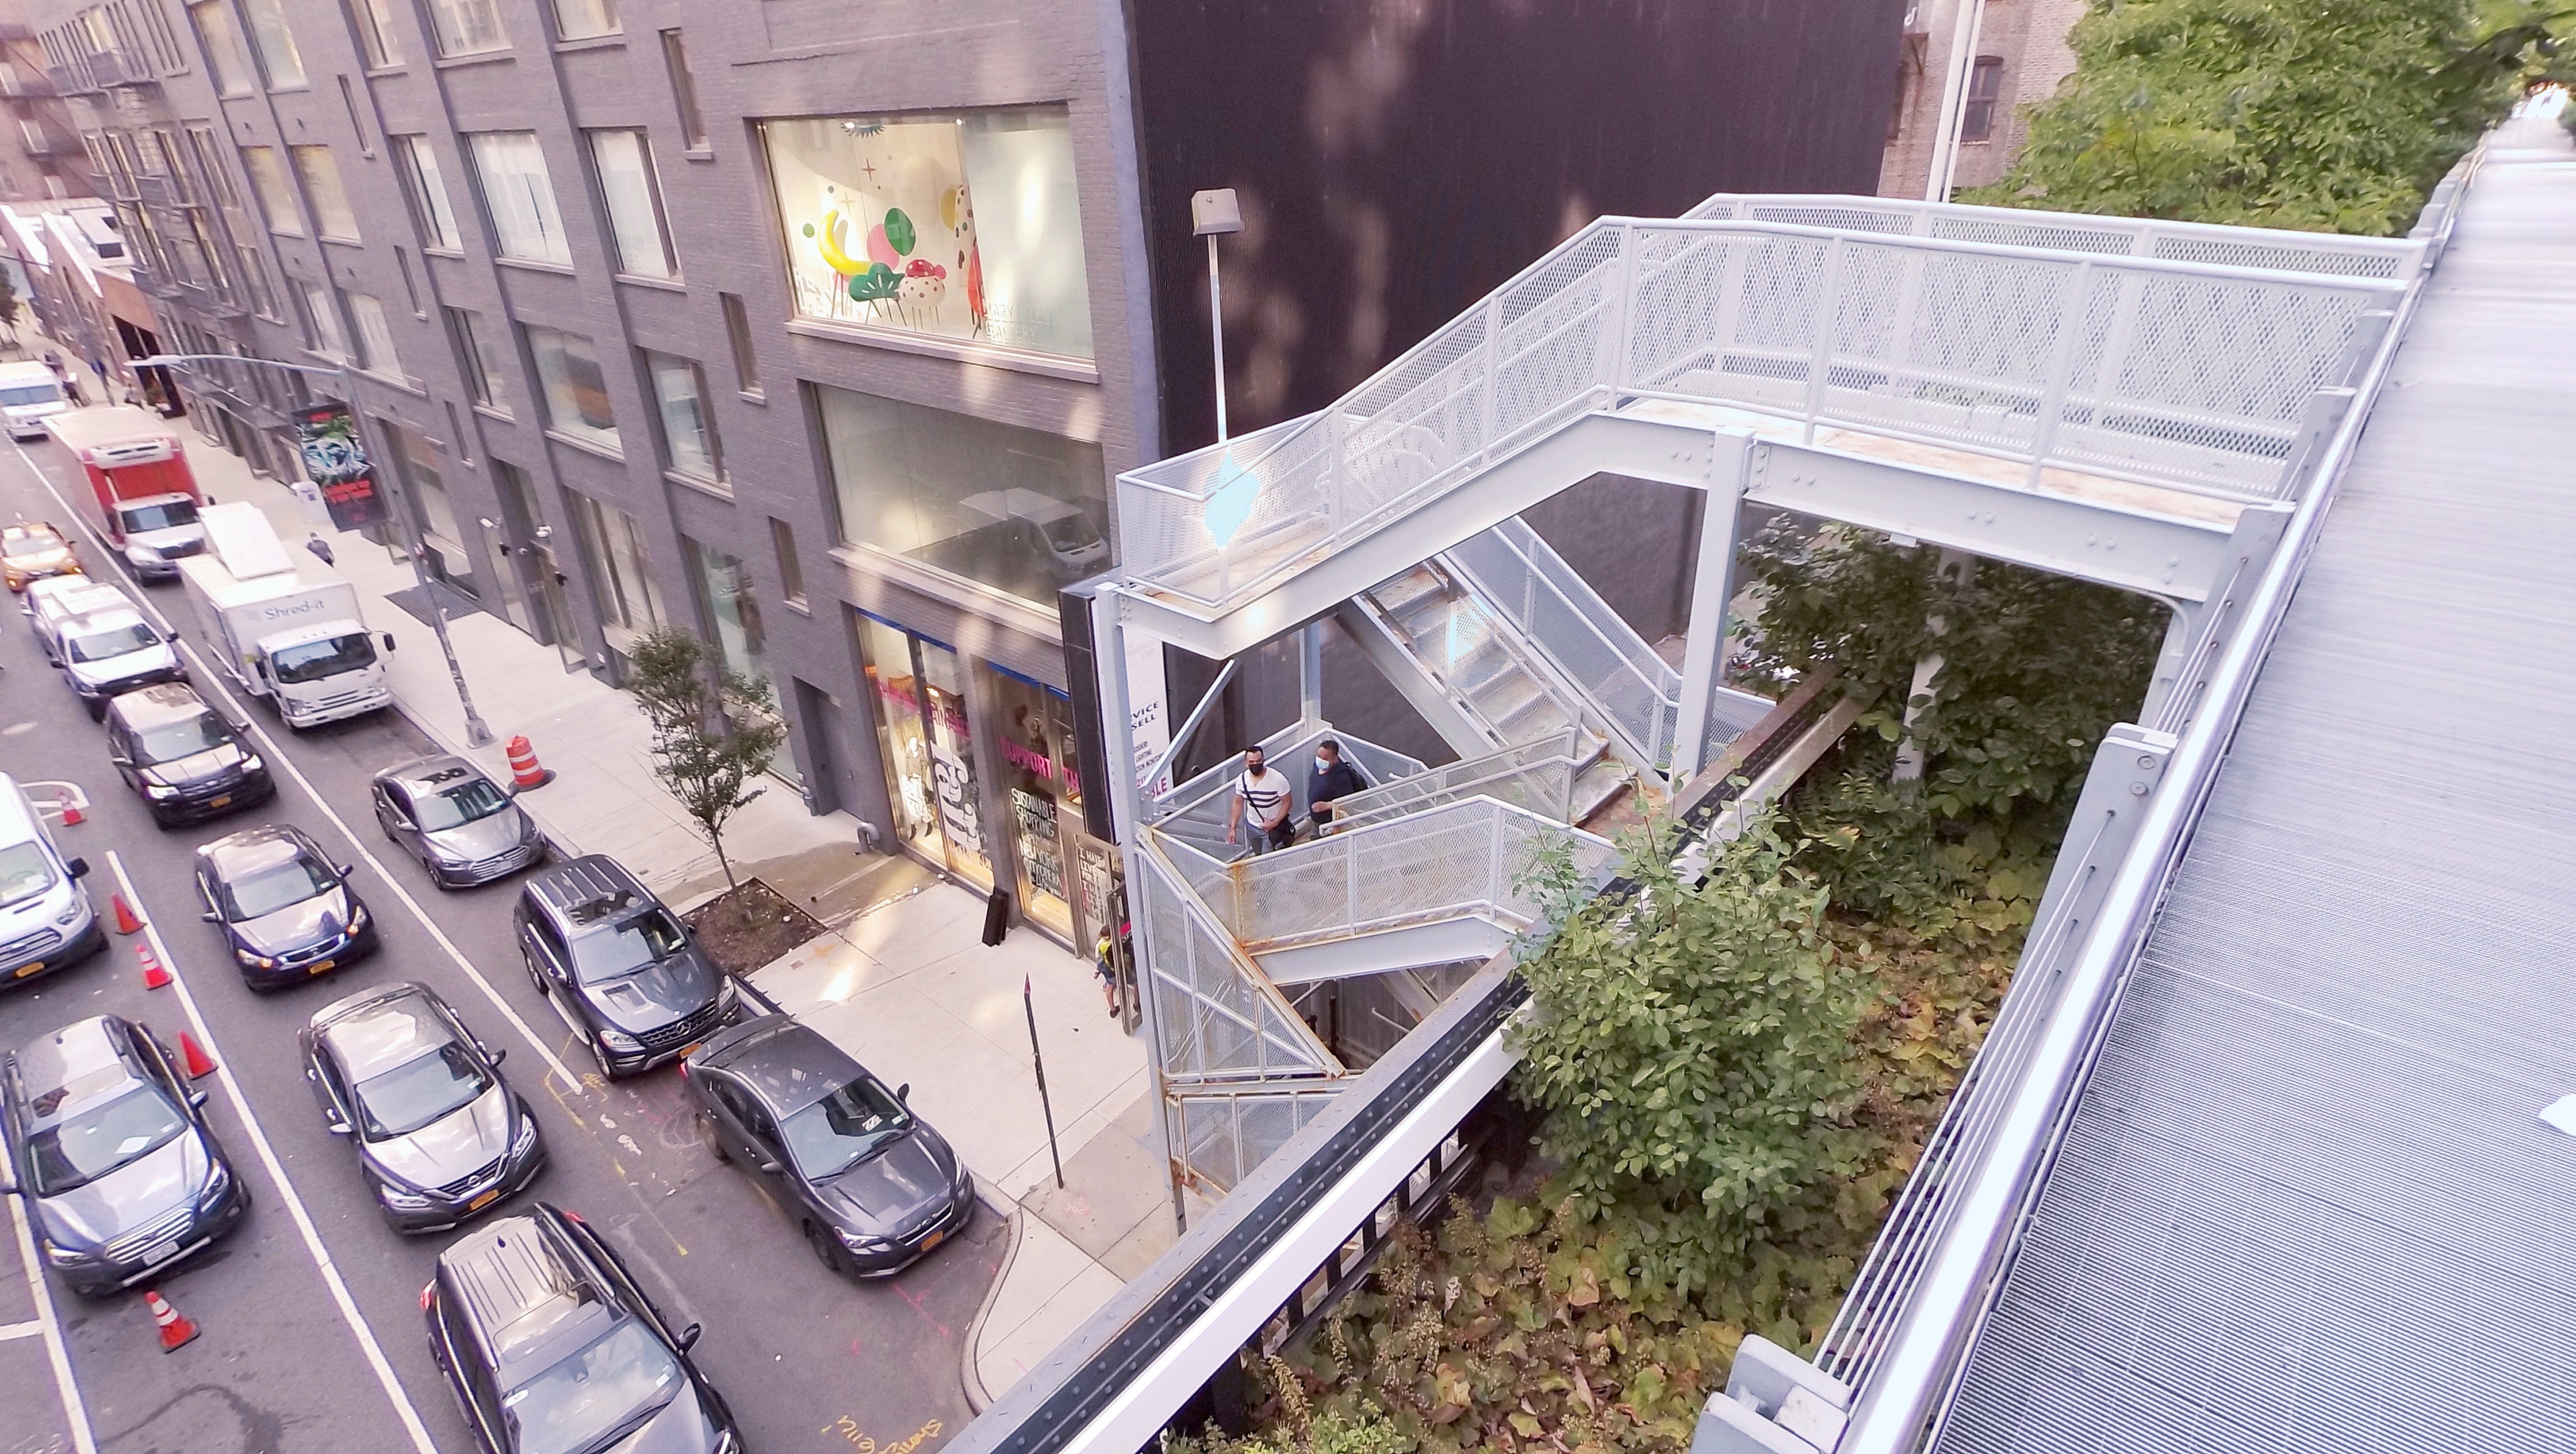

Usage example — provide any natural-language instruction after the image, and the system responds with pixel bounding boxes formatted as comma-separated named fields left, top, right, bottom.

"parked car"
left=514, top=857, right=735, bottom=1080
left=22, top=576, right=126, bottom=662
left=682, top=1015, right=975, bottom=1277
left=301, top=982, right=543, bottom=1232
left=193, top=825, right=375, bottom=990
left=0, top=773, right=106, bottom=990
left=0, top=1015, right=250, bottom=1297
left=2, top=520, right=81, bottom=592
left=103, top=683, right=275, bottom=827
left=370, top=755, right=546, bottom=888
left=54, top=598, right=185, bottom=717
left=423, top=1203, right=741, bottom=1454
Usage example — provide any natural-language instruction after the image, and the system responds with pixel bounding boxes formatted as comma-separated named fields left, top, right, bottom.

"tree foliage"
left=627, top=626, right=786, bottom=891
left=1970, top=0, right=2556, bottom=234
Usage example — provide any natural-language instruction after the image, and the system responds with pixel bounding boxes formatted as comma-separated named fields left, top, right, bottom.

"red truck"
left=43, top=407, right=209, bottom=583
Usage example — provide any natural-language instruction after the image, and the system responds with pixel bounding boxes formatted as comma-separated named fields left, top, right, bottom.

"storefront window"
left=760, top=106, right=1092, bottom=361
left=858, top=614, right=942, bottom=862
left=987, top=666, right=1079, bottom=939
left=565, top=487, right=665, bottom=660
left=815, top=381, right=1111, bottom=607
left=380, top=418, right=474, bottom=597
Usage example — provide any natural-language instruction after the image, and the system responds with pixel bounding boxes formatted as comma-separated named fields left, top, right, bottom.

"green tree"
left=1971, top=0, right=2554, bottom=234
left=0, top=268, right=21, bottom=344
left=1508, top=812, right=1866, bottom=1263
left=627, top=626, right=787, bottom=892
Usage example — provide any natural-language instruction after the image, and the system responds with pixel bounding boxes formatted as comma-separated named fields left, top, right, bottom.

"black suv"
left=103, top=684, right=275, bottom=828
left=514, top=857, right=734, bottom=1080
left=424, top=1203, right=739, bottom=1454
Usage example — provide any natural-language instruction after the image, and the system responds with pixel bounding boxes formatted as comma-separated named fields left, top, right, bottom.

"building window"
left=467, top=131, right=571, bottom=265
left=769, top=517, right=804, bottom=606
left=660, top=30, right=706, bottom=151
left=682, top=536, right=767, bottom=692
left=238, top=0, right=306, bottom=88
left=395, top=136, right=461, bottom=251
left=551, top=0, right=618, bottom=42
left=448, top=306, right=507, bottom=409
left=235, top=245, right=277, bottom=317
left=186, top=126, right=238, bottom=209
left=426, top=0, right=508, bottom=58
left=349, top=0, right=401, bottom=66
left=525, top=324, right=617, bottom=451
left=643, top=351, right=717, bottom=481
left=348, top=292, right=400, bottom=375
left=761, top=106, right=1093, bottom=360
left=337, top=77, right=375, bottom=155
left=565, top=487, right=665, bottom=659
left=1961, top=56, right=2004, bottom=144
left=298, top=280, right=348, bottom=357
left=240, top=145, right=301, bottom=234
left=815, top=381, right=1111, bottom=607
left=381, top=418, right=476, bottom=595
left=719, top=291, right=760, bottom=395
left=586, top=129, right=674, bottom=279
left=190, top=3, right=255, bottom=96
left=290, top=145, right=359, bottom=240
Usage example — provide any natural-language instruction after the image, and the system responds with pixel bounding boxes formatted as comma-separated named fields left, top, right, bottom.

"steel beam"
left=1670, top=431, right=1754, bottom=779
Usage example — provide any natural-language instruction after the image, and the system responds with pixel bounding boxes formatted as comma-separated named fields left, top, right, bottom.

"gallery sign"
left=294, top=402, right=385, bottom=532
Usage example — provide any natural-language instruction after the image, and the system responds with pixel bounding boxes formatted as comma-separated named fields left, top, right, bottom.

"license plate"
left=208, top=795, right=231, bottom=808
left=467, top=1189, right=499, bottom=1212
left=679, top=1042, right=702, bottom=1061
left=308, top=960, right=335, bottom=976
left=140, top=1239, right=182, bottom=1266
left=919, top=1229, right=946, bottom=1252
left=13, top=962, right=41, bottom=978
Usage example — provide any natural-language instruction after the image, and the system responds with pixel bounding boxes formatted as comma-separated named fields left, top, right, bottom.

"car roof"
left=9, top=1018, right=144, bottom=1129
left=523, top=856, right=655, bottom=935
left=62, top=607, right=149, bottom=636
left=33, top=582, right=125, bottom=616
left=373, top=754, right=487, bottom=793
left=439, top=1211, right=619, bottom=1369
left=198, top=823, right=318, bottom=878
left=696, top=1017, right=868, bottom=1117
left=107, top=682, right=211, bottom=729
left=2, top=521, right=64, bottom=544
left=314, top=986, right=455, bottom=1080
left=0, top=774, right=48, bottom=843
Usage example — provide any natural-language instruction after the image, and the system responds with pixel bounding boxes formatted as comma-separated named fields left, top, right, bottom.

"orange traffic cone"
left=112, top=894, right=142, bottom=935
left=178, top=1031, right=217, bottom=1079
left=137, top=944, right=171, bottom=991
left=145, top=1289, right=198, bottom=1352
left=60, top=802, right=82, bottom=826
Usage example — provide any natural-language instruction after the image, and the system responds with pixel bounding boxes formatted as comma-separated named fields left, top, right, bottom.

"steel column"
left=1669, top=431, right=1754, bottom=779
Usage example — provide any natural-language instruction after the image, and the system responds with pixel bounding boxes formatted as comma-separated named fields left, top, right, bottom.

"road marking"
left=106, top=853, right=441, bottom=1454
left=6, top=1142, right=98, bottom=1454
left=0, top=1320, right=42, bottom=1341
left=10, top=438, right=585, bottom=1097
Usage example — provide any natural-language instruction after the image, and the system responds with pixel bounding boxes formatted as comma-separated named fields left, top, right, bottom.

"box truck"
left=178, top=502, right=395, bottom=729
left=43, top=407, right=208, bottom=581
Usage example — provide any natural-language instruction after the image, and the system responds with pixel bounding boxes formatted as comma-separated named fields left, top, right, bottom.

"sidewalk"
left=152, top=409, right=1174, bottom=1402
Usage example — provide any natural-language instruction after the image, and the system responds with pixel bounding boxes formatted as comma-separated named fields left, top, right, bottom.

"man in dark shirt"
left=1305, top=737, right=1368, bottom=834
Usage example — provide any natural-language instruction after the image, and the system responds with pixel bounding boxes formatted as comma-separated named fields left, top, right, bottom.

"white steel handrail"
left=1323, top=728, right=1586, bottom=834
left=1443, top=521, right=1680, bottom=771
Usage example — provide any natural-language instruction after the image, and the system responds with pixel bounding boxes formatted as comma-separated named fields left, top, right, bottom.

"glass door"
left=857, top=614, right=945, bottom=863
left=917, top=638, right=992, bottom=889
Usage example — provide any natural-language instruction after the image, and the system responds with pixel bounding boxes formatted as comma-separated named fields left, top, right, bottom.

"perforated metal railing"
left=1116, top=210, right=2412, bottom=616
left=1323, top=728, right=1586, bottom=834
left=1136, top=835, right=1340, bottom=1086
left=1147, top=723, right=1429, bottom=860
left=1442, top=520, right=1681, bottom=772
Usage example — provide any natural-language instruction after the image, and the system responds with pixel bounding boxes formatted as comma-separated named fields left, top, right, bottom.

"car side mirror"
left=63, top=857, right=88, bottom=879
left=325, top=1115, right=351, bottom=1135
left=381, top=633, right=396, bottom=653
left=677, top=1323, right=702, bottom=1352
left=487, top=1046, right=507, bottom=1066
left=188, top=1089, right=209, bottom=1109
left=338, top=864, right=355, bottom=877
left=0, top=1168, right=15, bottom=1196
left=896, top=1083, right=910, bottom=1102
left=200, top=909, right=219, bottom=923
left=753, top=1158, right=781, bottom=1176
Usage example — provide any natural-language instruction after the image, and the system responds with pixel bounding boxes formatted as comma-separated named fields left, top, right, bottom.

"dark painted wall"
left=1130, top=0, right=1907, bottom=452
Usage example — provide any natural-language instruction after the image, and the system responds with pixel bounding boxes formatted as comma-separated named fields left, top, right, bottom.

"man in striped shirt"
left=1227, top=744, right=1296, bottom=854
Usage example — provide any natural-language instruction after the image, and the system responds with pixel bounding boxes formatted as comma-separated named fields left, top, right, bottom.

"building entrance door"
left=531, top=543, right=587, bottom=671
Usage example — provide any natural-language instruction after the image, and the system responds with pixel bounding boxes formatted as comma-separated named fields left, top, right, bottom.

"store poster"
left=294, top=403, right=386, bottom=532
left=1126, top=628, right=1172, bottom=795
left=930, top=735, right=983, bottom=859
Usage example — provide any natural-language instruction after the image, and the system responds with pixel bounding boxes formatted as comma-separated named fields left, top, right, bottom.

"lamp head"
left=1191, top=188, right=1243, bottom=237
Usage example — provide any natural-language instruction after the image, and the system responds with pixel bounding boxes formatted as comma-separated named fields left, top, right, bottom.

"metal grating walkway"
left=1931, top=118, right=2576, bottom=1453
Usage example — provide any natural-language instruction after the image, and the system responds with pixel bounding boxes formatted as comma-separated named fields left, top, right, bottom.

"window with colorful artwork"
left=759, top=105, right=1092, bottom=362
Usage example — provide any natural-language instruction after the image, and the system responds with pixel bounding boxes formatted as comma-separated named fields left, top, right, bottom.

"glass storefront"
left=858, top=613, right=981, bottom=885
left=761, top=105, right=1092, bottom=361
left=986, top=666, right=1080, bottom=940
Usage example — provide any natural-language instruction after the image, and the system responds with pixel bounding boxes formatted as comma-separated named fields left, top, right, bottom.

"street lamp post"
left=137, top=351, right=496, bottom=747
left=1190, top=188, right=1243, bottom=443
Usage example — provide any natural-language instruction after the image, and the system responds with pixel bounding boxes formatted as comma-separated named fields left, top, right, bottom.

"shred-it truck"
left=178, top=501, right=395, bottom=729
left=42, top=407, right=208, bottom=582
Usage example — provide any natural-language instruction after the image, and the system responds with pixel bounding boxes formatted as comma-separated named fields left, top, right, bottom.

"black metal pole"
left=1023, top=975, right=1065, bottom=1189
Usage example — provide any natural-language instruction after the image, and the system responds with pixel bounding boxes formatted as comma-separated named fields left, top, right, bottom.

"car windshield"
left=3, top=529, right=66, bottom=562
left=779, top=1073, right=914, bottom=1180
left=219, top=853, right=334, bottom=919
left=503, top=1320, right=683, bottom=1454
left=269, top=633, right=375, bottom=685
left=568, top=910, right=687, bottom=985
left=0, top=384, right=61, bottom=407
left=1041, top=513, right=1102, bottom=550
left=135, top=711, right=232, bottom=765
left=120, top=500, right=196, bottom=532
left=0, top=843, right=57, bottom=911
left=65, top=620, right=159, bottom=663
left=351, top=1042, right=489, bottom=1139
left=416, top=776, right=510, bottom=832
left=22, top=1086, right=186, bottom=1196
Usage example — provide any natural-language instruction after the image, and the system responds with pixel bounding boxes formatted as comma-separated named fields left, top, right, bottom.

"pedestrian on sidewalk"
left=85, top=355, right=107, bottom=401
left=1092, top=923, right=1123, bottom=1018
left=1226, top=744, right=1295, bottom=854
left=304, top=532, right=335, bottom=567
left=1304, top=737, right=1366, bottom=836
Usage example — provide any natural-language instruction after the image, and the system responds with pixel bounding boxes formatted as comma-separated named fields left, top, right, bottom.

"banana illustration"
left=815, top=209, right=866, bottom=276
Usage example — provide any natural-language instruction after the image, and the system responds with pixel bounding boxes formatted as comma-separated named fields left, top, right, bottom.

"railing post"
left=1802, top=236, right=1847, bottom=445
left=2023, top=259, right=2094, bottom=488
left=1606, top=222, right=1640, bottom=405
left=1477, top=297, right=1501, bottom=468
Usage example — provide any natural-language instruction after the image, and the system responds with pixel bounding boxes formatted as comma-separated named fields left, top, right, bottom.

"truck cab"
left=255, top=619, right=393, bottom=724
left=42, top=409, right=206, bottom=580
left=177, top=503, right=393, bottom=730
left=0, top=361, right=68, bottom=443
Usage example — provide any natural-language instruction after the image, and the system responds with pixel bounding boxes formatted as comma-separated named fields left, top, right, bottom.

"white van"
left=0, top=360, right=69, bottom=443
left=0, top=774, right=103, bottom=987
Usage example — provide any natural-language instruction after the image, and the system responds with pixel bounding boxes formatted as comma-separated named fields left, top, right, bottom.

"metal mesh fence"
left=1443, top=520, right=1680, bottom=769
left=1134, top=841, right=1340, bottom=1085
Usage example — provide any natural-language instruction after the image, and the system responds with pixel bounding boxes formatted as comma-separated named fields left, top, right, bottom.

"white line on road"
left=0, top=1319, right=43, bottom=1340
left=106, top=852, right=442, bottom=1454
left=11, top=440, right=584, bottom=1097
left=6, top=1177, right=97, bottom=1454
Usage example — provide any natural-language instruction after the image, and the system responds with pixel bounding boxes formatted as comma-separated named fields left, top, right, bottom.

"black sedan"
left=302, top=982, right=544, bottom=1232
left=682, top=1016, right=976, bottom=1277
left=369, top=754, right=547, bottom=888
left=194, top=825, right=377, bottom=990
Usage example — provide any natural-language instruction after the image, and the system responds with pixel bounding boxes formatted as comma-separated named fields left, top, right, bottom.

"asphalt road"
left=0, top=434, right=1005, bottom=1454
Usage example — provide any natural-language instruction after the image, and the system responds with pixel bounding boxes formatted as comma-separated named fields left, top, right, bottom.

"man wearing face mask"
left=1305, top=737, right=1367, bottom=836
